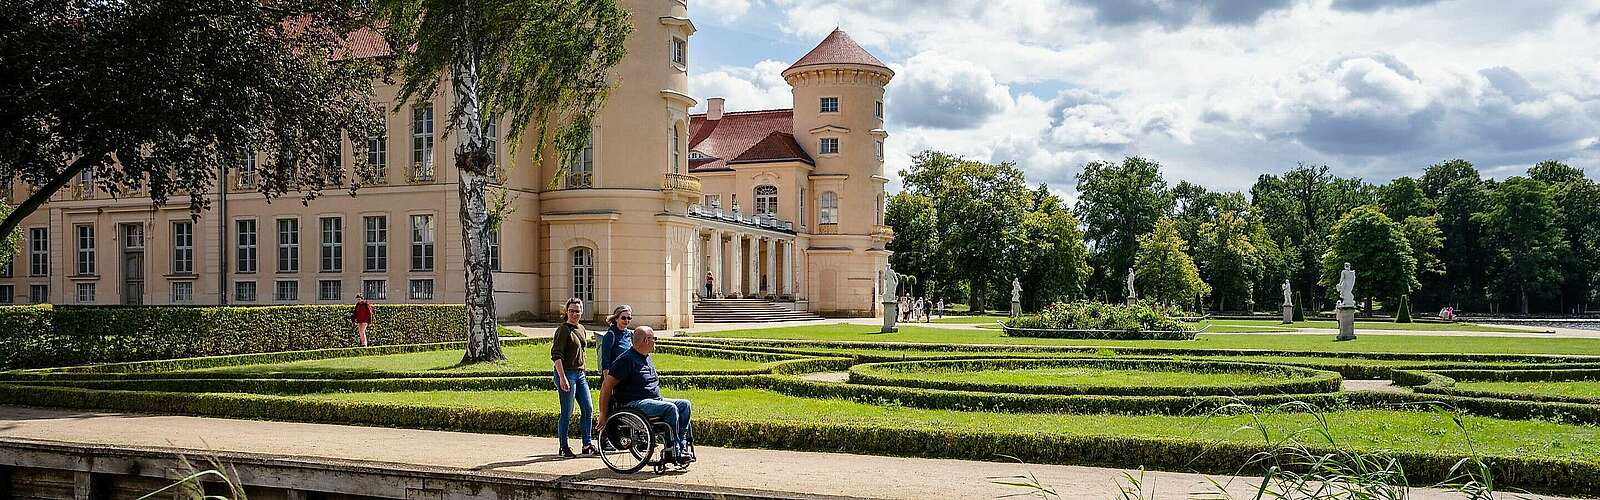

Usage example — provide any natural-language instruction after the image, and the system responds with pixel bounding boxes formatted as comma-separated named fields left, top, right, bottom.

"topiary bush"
left=0, top=304, right=467, bottom=369
left=1004, top=301, right=1193, bottom=339
left=1395, top=296, right=1412, bottom=323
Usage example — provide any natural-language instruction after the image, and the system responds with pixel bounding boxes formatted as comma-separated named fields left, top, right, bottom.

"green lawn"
left=859, top=365, right=1290, bottom=389
left=930, top=314, right=1009, bottom=324
left=1454, top=380, right=1600, bottom=399
left=182, top=343, right=768, bottom=375
left=691, top=324, right=1600, bottom=356
left=1208, top=319, right=1531, bottom=333
left=297, top=388, right=1600, bottom=462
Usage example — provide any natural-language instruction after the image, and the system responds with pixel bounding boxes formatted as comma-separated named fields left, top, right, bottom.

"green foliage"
left=1476, top=176, right=1565, bottom=314
left=846, top=358, right=1342, bottom=397
left=1017, top=187, right=1092, bottom=309
left=898, top=152, right=1034, bottom=311
left=0, top=304, right=466, bottom=369
left=1395, top=296, right=1412, bottom=323
left=1320, top=205, right=1417, bottom=310
left=1250, top=164, right=1375, bottom=311
left=1292, top=295, right=1306, bottom=322
left=1075, top=157, right=1174, bottom=300
left=0, top=203, right=20, bottom=262
left=1006, top=301, right=1190, bottom=336
left=1377, top=176, right=1434, bottom=222
left=0, top=304, right=54, bottom=369
left=1134, top=218, right=1210, bottom=307
left=0, top=0, right=382, bottom=237
left=1193, top=193, right=1272, bottom=311
left=886, top=191, right=942, bottom=297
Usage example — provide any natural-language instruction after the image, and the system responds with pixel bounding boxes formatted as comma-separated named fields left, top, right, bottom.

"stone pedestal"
left=1126, top=297, right=1137, bottom=306
left=1010, top=301, right=1021, bottom=318
left=881, top=302, right=899, bottom=333
left=1282, top=304, right=1294, bottom=324
left=1336, top=305, right=1357, bottom=340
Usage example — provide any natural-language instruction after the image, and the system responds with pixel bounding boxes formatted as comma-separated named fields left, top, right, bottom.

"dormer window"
left=689, top=150, right=709, bottom=160
left=671, top=38, right=687, bottom=66
left=820, top=97, right=839, bottom=113
left=819, top=138, right=839, bottom=155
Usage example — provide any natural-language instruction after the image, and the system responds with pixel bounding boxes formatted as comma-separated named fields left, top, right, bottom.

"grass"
left=180, top=343, right=769, bottom=375
left=930, top=314, right=1009, bottom=324
left=1453, top=380, right=1600, bottom=399
left=692, top=324, right=1600, bottom=356
left=861, top=365, right=1290, bottom=389
left=295, top=388, right=1600, bottom=462
left=1208, top=319, right=1531, bottom=333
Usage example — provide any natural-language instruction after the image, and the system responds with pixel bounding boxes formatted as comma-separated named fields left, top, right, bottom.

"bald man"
left=597, top=326, right=695, bottom=464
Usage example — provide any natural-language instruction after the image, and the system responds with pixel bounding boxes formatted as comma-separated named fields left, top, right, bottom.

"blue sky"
left=684, top=0, right=1600, bottom=196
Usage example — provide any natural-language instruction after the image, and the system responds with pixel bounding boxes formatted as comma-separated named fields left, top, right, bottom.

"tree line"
left=887, top=151, right=1599, bottom=316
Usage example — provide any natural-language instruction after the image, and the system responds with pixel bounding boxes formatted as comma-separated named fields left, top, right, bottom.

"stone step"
left=693, top=298, right=825, bottom=323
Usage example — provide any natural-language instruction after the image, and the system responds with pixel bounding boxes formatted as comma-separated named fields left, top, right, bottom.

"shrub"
left=0, top=304, right=467, bottom=369
left=1005, top=301, right=1190, bottom=337
left=0, top=304, right=54, bottom=369
left=1396, top=296, right=1412, bottom=323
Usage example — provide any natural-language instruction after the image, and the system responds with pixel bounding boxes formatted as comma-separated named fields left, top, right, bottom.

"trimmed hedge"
left=1396, top=368, right=1600, bottom=406
left=0, top=304, right=54, bottom=369
left=1005, top=301, right=1191, bottom=333
left=0, top=304, right=469, bottom=369
left=3, top=338, right=539, bottom=377
left=1, top=383, right=1593, bottom=493
left=847, top=358, right=1342, bottom=397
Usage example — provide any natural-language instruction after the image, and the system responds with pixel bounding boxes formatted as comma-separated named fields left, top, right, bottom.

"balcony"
left=661, top=172, right=701, bottom=203
left=872, top=224, right=895, bottom=241
left=815, top=223, right=839, bottom=235
left=410, top=163, right=435, bottom=183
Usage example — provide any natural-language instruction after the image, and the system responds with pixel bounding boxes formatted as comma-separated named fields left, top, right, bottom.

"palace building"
left=0, top=0, right=894, bottom=328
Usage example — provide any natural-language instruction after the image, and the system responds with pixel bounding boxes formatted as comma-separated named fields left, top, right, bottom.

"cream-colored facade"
left=0, top=0, right=892, bottom=328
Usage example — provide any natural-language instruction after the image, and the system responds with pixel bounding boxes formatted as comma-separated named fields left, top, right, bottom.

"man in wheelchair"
left=597, top=326, right=695, bottom=466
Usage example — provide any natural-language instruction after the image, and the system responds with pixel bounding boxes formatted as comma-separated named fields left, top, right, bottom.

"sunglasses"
left=619, top=316, right=633, bottom=320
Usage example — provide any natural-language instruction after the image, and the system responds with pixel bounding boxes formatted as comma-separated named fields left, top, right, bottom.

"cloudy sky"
left=683, top=0, right=1600, bottom=196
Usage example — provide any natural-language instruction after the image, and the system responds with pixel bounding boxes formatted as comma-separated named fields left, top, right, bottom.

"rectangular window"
left=28, top=228, right=47, bottom=276
left=366, top=119, right=387, bottom=180
left=671, top=37, right=687, bottom=66
left=318, top=280, right=342, bottom=301
left=320, top=216, right=343, bottom=272
left=171, top=221, right=193, bottom=274
left=876, top=100, right=884, bottom=118
left=236, top=219, right=257, bottom=273
left=274, top=280, right=298, bottom=301
left=277, top=218, right=299, bottom=272
left=234, top=281, right=257, bottom=302
left=75, top=283, right=95, bottom=304
left=362, top=279, right=387, bottom=300
left=564, top=136, right=595, bottom=188
left=411, top=104, right=435, bottom=180
left=364, top=216, right=388, bottom=272
left=237, top=151, right=257, bottom=187
left=0, top=285, right=12, bottom=304
left=488, top=227, right=501, bottom=271
left=408, top=279, right=435, bottom=300
left=820, top=97, right=839, bottom=113
left=171, top=281, right=192, bottom=303
left=819, top=138, right=839, bottom=155
left=410, top=214, right=434, bottom=271
left=799, top=188, right=807, bottom=227
left=75, top=225, right=95, bottom=275
left=29, top=285, right=47, bottom=304
left=875, top=140, right=884, bottom=161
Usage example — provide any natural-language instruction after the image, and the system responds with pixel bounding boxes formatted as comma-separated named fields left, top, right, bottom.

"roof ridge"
left=691, top=107, right=794, bottom=118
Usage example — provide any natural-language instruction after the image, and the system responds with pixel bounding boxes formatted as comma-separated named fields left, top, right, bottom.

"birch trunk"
left=452, top=54, right=504, bottom=363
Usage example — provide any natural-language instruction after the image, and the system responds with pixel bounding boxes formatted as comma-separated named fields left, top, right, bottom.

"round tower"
left=783, top=29, right=894, bottom=238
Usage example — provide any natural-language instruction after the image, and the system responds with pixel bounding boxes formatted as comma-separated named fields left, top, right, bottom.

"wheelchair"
left=598, top=402, right=696, bottom=474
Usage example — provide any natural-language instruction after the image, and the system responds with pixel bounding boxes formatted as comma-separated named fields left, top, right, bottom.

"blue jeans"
left=626, top=397, right=692, bottom=450
left=556, top=370, right=592, bottom=448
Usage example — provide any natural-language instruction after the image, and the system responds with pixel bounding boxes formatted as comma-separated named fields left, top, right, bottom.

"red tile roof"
left=334, top=27, right=393, bottom=60
left=785, top=29, right=888, bottom=73
left=688, top=109, right=811, bottom=171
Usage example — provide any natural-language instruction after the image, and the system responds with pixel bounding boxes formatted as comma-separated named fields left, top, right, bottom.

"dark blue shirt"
left=608, top=349, right=660, bottom=404
left=598, top=325, right=633, bottom=372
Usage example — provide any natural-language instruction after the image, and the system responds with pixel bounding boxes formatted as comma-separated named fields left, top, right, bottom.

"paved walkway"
left=1, top=406, right=1569, bottom=500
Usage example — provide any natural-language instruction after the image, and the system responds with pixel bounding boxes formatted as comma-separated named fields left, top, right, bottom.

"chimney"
left=707, top=97, right=725, bottom=121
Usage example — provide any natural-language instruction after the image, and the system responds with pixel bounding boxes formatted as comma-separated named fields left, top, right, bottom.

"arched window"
left=754, top=185, right=778, bottom=215
left=571, top=247, right=595, bottom=303
left=670, top=124, right=681, bottom=173
left=819, top=191, right=838, bottom=224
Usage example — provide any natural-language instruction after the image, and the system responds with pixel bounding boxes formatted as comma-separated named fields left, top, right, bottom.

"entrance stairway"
left=693, top=298, right=825, bottom=323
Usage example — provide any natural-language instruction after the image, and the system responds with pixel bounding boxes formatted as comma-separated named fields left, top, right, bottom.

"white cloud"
left=885, top=52, right=1014, bottom=129
left=688, top=60, right=793, bottom=113
left=694, top=0, right=754, bottom=24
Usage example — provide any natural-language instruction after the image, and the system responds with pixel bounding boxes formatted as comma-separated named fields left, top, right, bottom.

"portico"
left=691, top=205, right=799, bottom=302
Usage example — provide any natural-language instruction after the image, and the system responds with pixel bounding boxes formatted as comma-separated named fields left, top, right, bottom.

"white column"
left=748, top=236, right=760, bottom=298
left=764, top=237, right=776, bottom=297
left=710, top=230, right=724, bottom=298
left=730, top=233, right=744, bottom=298
left=783, top=240, right=794, bottom=297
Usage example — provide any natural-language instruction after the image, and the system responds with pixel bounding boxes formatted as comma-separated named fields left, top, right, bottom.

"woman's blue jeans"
left=556, top=370, right=593, bottom=447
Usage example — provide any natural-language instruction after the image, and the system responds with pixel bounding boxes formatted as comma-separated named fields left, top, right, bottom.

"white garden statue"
left=1281, top=280, right=1293, bottom=306
left=1011, top=278, right=1022, bottom=304
left=1337, top=262, right=1356, bottom=308
left=1126, top=268, right=1137, bottom=299
left=879, top=263, right=898, bottom=302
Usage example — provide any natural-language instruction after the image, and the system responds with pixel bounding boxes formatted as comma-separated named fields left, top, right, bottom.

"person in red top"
left=352, top=294, right=374, bottom=347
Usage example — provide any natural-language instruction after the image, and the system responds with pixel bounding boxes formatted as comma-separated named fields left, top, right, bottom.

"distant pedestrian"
left=923, top=298, right=932, bottom=323
left=937, top=299, right=944, bottom=319
left=600, top=305, right=634, bottom=377
left=351, top=294, right=374, bottom=347
left=914, top=297, right=925, bottom=322
left=551, top=297, right=594, bottom=458
left=705, top=271, right=715, bottom=297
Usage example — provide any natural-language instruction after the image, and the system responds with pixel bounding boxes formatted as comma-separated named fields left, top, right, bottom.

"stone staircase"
left=693, top=298, right=825, bottom=323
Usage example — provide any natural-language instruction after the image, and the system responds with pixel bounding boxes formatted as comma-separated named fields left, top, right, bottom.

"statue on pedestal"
left=880, top=263, right=899, bottom=333
left=1337, top=263, right=1356, bottom=308
left=1126, top=268, right=1138, bottom=304
left=1010, top=278, right=1022, bottom=318
left=1281, top=280, right=1293, bottom=306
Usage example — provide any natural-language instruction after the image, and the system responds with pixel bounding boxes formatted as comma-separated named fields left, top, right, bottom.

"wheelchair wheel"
left=599, top=411, right=654, bottom=474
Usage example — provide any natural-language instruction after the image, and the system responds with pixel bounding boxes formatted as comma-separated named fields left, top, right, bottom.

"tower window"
left=820, top=97, right=839, bottom=113
left=671, top=38, right=687, bottom=66
left=875, top=100, right=884, bottom=118
left=819, top=138, right=839, bottom=155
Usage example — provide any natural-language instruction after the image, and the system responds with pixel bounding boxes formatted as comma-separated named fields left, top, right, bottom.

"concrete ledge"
left=0, top=437, right=836, bottom=500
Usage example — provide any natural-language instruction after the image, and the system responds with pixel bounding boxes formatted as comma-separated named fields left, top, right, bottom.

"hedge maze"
left=3, top=325, right=1600, bottom=494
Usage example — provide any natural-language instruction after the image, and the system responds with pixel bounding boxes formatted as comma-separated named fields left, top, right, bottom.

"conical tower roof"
left=785, top=29, right=890, bottom=74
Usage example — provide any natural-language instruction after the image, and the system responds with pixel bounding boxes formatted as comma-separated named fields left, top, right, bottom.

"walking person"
left=923, top=297, right=932, bottom=323
left=351, top=294, right=374, bottom=347
left=937, top=298, right=944, bottom=319
left=551, top=298, right=594, bottom=458
left=599, top=305, right=634, bottom=377
left=704, top=271, right=715, bottom=298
